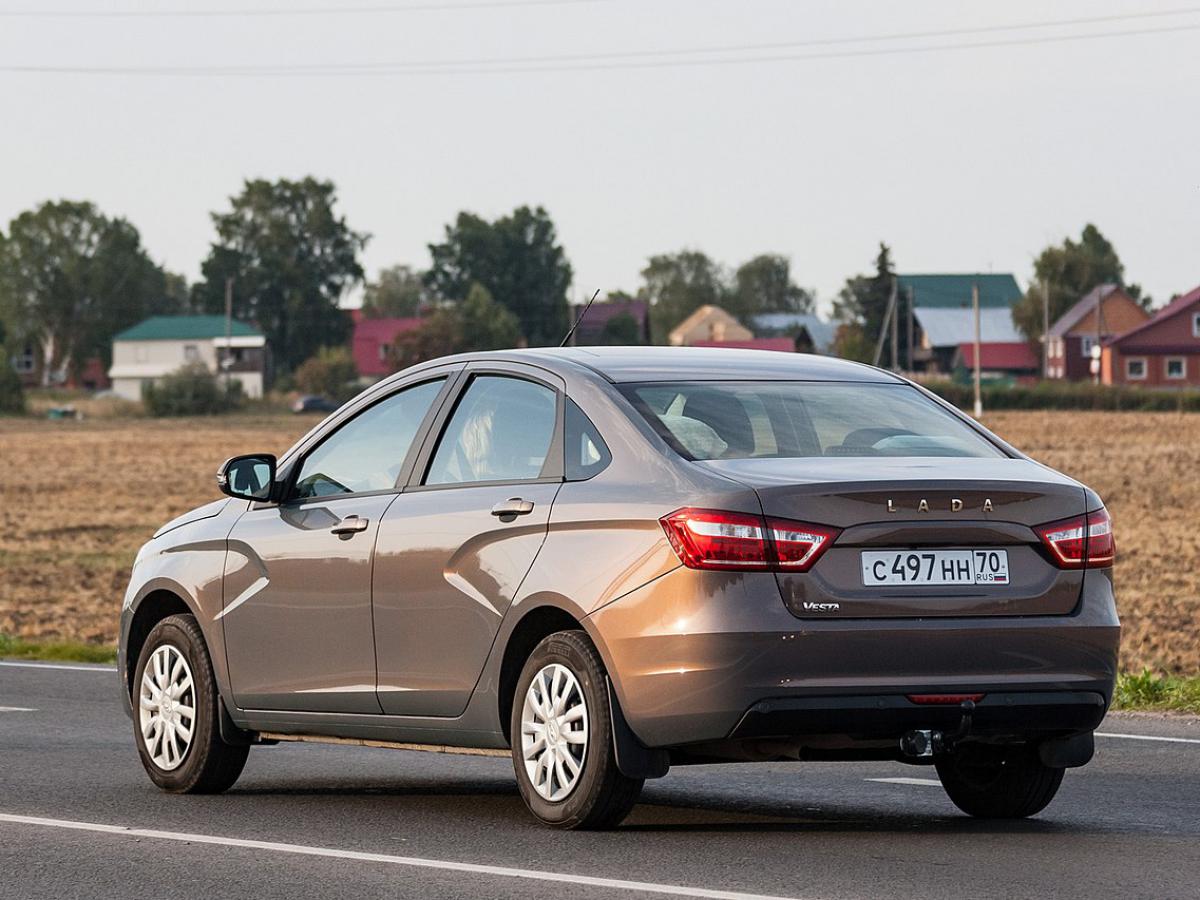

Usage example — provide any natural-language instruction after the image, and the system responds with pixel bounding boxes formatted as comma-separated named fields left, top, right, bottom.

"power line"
left=3, top=16, right=1198, bottom=76
left=0, top=0, right=604, bottom=17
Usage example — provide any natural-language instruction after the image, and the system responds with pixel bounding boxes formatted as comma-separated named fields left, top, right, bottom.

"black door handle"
left=491, top=498, right=535, bottom=518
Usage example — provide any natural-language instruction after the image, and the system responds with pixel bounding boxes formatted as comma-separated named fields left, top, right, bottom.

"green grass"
left=1113, top=670, right=1200, bottom=715
left=0, top=634, right=117, bottom=665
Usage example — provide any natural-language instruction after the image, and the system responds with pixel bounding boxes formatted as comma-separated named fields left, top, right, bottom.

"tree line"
left=0, top=174, right=1151, bottom=386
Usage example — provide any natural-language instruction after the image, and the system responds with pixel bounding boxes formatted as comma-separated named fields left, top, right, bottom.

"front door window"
left=293, top=378, right=445, bottom=498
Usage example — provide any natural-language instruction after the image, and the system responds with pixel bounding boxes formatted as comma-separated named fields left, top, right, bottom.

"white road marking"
left=1096, top=732, right=1200, bottom=745
left=0, top=661, right=115, bottom=673
left=0, top=813, right=809, bottom=900
left=0, top=706, right=36, bottom=712
left=866, top=777, right=941, bottom=786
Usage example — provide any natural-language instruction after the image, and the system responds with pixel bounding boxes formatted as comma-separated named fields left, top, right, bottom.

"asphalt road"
left=2, top=661, right=1198, bottom=900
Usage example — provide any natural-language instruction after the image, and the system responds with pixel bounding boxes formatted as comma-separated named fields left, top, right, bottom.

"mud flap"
left=1039, top=731, right=1095, bottom=768
left=607, top=678, right=669, bottom=779
left=218, top=699, right=256, bottom=746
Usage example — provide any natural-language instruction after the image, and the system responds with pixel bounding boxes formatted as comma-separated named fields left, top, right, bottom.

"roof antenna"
left=560, top=288, right=601, bottom=347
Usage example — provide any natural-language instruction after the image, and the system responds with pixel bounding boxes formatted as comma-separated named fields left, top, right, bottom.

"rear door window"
left=425, top=375, right=558, bottom=485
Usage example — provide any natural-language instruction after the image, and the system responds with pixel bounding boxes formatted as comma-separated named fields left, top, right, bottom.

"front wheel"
left=132, top=614, right=249, bottom=794
left=510, top=630, right=643, bottom=829
left=935, top=744, right=1064, bottom=818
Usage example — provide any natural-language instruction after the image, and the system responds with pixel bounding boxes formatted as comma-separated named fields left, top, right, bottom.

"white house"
left=108, top=315, right=268, bottom=401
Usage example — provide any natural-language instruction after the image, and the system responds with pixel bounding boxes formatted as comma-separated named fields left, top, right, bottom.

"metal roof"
left=898, top=274, right=1022, bottom=309
left=749, top=312, right=836, bottom=351
left=913, top=307, right=1022, bottom=347
left=113, top=315, right=262, bottom=342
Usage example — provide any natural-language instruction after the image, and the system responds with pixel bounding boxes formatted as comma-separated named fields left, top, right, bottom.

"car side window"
left=291, top=378, right=446, bottom=499
left=564, top=399, right=611, bottom=481
left=425, top=375, right=557, bottom=485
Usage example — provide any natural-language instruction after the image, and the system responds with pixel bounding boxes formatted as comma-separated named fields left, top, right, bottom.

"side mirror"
left=217, top=454, right=277, bottom=502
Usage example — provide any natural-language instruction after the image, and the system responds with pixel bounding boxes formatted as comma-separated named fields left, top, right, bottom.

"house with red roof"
left=952, top=342, right=1040, bottom=380
left=1101, top=286, right=1200, bottom=387
left=1046, top=285, right=1150, bottom=380
left=352, top=316, right=422, bottom=378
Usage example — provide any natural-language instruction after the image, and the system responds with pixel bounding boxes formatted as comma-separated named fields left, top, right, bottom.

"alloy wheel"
left=521, top=663, right=589, bottom=802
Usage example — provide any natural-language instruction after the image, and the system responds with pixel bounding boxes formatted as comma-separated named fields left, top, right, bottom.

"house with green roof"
left=109, top=315, right=268, bottom=401
left=895, top=274, right=1025, bottom=374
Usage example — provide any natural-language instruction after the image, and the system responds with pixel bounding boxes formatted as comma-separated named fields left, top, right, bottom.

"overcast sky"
left=1, top=0, right=1197, bottom=315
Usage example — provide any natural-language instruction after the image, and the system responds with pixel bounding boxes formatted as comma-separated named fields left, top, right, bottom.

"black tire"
left=132, top=614, right=249, bottom=794
left=935, top=744, right=1065, bottom=818
left=510, top=630, right=643, bottom=829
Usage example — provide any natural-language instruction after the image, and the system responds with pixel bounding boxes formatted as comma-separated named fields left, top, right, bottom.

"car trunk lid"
left=701, top=457, right=1087, bottom=618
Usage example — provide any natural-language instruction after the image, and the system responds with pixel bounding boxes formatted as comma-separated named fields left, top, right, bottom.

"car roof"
left=453, top=346, right=901, bottom=384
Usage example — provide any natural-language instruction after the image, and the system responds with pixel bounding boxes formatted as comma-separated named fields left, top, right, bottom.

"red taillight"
left=660, top=508, right=839, bottom=573
left=1035, top=506, right=1115, bottom=569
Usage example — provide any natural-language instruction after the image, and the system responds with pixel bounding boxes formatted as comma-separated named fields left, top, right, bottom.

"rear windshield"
left=619, top=381, right=1005, bottom=460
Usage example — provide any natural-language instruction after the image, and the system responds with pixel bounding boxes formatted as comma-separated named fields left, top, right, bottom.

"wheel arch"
left=123, top=589, right=195, bottom=698
left=497, top=605, right=585, bottom=744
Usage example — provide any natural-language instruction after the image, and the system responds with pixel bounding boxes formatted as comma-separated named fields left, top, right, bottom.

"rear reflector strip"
left=906, top=693, right=986, bottom=705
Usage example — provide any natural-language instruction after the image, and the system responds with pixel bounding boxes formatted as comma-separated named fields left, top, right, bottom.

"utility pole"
left=1093, top=285, right=1102, bottom=385
left=906, top=285, right=914, bottom=374
left=890, top=279, right=899, bottom=372
left=223, top=276, right=233, bottom=391
left=873, top=277, right=898, bottom=369
left=1042, top=280, right=1050, bottom=378
left=972, top=281, right=982, bottom=418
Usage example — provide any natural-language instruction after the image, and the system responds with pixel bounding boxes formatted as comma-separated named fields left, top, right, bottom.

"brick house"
left=1046, top=285, right=1150, bottom=380
left=1100, top=286, right=1200, bottom=387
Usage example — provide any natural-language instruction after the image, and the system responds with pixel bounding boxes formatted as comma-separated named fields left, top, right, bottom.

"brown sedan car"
left=119, top=348, right=1119, bottom=828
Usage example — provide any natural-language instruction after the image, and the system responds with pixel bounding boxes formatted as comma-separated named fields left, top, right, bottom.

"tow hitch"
left=900, top=699, right=976, bottom=758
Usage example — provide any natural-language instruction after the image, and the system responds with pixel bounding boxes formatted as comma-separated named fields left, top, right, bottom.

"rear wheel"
left=935, top=744, right=1064, bottom=818
left=132, top=614, right=249, bottom=794
left=510, top=630, right=643, bottom=829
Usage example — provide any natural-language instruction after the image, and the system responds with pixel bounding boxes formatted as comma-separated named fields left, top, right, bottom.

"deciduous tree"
left=425, top=206, right=571, bottom=346
left=0, top=200, right=180, bottom=383
left=362, top=264, right=426, bottom=319
left=732, top=254, right=814, bottom=320
left=639, top=250, right=730, bottom=344
left=193, top=177, right=367, bottom=373
left=1012, top=224, right=1148, bottom=344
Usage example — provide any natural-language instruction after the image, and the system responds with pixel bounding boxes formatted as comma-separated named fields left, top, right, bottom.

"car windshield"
left=619, top=381, right=1005, bottom=460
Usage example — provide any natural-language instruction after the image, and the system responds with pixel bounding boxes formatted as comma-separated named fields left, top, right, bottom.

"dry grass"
left=0, top=415, right=310, bottom=646
left=1, top=410, right=1196, bottom=674
left=984, top=411, right=1200, bottom=676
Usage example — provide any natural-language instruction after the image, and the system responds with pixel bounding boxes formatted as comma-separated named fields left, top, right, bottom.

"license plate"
left=861, top=549, right=1010, bottom=586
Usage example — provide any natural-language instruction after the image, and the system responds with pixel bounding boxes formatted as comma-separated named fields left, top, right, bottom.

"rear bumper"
left=730, top=690, right=1106, bottom=741
left=586, top=567, right=1120, bottom=749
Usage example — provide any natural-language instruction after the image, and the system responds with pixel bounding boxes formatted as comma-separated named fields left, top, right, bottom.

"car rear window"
left=619, top=381, right=1005, bottom=460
